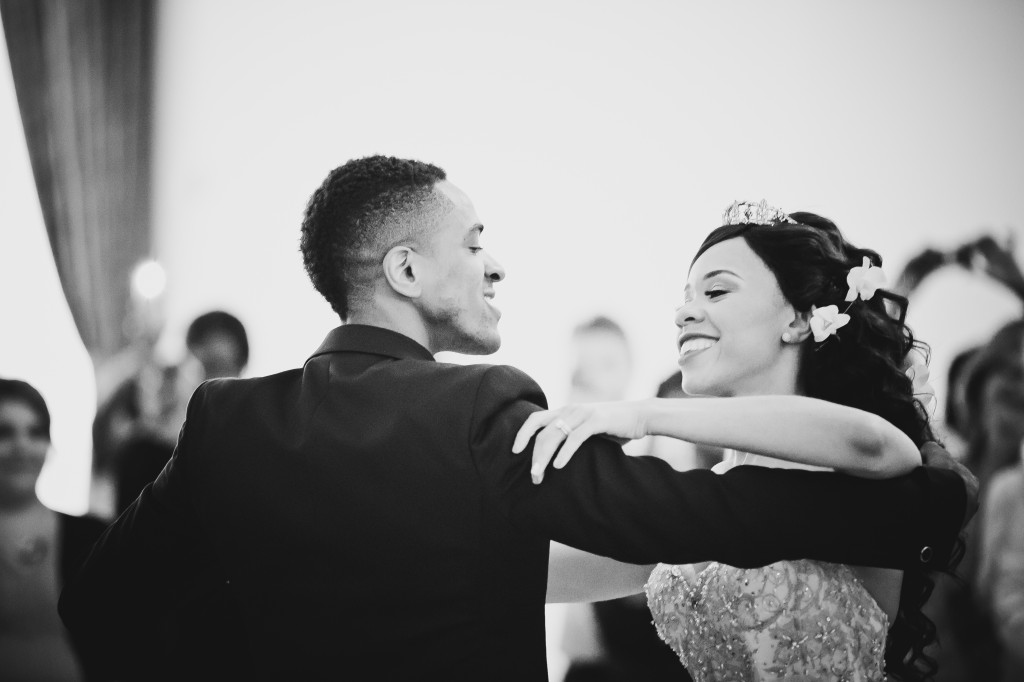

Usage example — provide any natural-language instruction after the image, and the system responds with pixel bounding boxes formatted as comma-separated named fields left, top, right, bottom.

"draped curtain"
left=1, top=0, right=155, bottom=361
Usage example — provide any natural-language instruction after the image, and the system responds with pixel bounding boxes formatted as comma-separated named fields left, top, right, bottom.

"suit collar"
left=307, top=324, right=436, bottom=363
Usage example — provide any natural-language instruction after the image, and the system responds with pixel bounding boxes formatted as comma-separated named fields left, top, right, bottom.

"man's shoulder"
left=423, top=362, right=545, bottom=398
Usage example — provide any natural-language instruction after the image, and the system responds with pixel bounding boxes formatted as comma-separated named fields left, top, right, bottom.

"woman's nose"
left=674, top=301, right=705, bottom=326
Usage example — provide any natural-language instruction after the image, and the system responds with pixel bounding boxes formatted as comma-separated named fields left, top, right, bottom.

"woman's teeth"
left=680, top=338, right=716, bottom=356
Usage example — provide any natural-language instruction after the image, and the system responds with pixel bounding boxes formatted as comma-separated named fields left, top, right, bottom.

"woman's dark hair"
left=0, top=377, right=51, bottom=440
left=692, top=212, right=962, bottom=682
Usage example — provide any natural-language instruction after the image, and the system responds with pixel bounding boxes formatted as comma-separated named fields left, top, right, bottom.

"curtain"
left=1, top=0, right=155, bottom=361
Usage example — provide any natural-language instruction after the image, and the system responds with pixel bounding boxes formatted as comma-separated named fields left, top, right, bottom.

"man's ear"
left=785, top=309, right=813, bottom=344
left=382, top=245, right=423, bottom=300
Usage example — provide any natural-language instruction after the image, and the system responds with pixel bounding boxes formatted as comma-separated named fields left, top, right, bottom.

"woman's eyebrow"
left=702, top=269, right=742, bottom=281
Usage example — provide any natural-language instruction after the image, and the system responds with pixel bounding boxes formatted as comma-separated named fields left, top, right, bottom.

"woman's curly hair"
left=692, top=212, right=964, bottom=681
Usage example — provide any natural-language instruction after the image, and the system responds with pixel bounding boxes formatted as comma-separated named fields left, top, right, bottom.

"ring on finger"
left=552, top=418, right=573, bottom=437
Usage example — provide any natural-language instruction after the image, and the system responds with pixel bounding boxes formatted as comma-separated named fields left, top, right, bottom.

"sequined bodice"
left=645, top=559, right=889, bottom=681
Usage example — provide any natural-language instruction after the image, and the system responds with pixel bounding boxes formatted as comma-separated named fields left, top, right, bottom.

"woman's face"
left=0, top=399, right=49, bottom=504
left=978, top=368, right=1024, bottom=455
left=675, top=237, right=801, bottom=397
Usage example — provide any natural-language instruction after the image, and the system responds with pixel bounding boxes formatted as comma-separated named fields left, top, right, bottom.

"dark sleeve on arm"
left=470, top=365, right=966, bottom=570
left=58, top=383, right=224, bottom=674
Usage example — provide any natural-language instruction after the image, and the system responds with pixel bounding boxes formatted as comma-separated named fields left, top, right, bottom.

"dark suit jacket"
left=59, top=324, right=966, bottom=681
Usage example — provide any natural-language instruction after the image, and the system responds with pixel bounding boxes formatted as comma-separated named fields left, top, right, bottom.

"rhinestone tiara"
left=722, top=199, right=795, bottom=226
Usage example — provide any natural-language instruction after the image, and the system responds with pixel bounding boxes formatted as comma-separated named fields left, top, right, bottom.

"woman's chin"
left=679, top=377, right=723, bottom=398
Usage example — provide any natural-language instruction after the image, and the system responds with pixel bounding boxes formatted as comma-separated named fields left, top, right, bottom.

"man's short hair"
left=299, top=155, right=449, bottom=318
left=186, top=311, right=249, bottom=368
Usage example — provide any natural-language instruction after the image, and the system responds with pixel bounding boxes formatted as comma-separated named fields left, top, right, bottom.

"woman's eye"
left=705, top=289, right=727, bottom=299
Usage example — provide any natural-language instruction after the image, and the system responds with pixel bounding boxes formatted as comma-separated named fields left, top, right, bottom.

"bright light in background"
left=130, top=259, right=167, bottom=301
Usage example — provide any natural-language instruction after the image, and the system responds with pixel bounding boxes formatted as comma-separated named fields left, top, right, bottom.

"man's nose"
left=485, top=253, right=506, bottom=282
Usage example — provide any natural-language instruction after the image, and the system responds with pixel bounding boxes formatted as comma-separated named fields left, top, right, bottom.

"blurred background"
left=2, top=1, right=1023, bottom=679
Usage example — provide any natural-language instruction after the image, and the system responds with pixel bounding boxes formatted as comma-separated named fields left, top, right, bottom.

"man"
left=60, top=156, right=973, bottom=680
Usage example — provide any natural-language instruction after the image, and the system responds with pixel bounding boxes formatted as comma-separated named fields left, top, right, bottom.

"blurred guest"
left=978, top=448, right=1024, bottom=681
left=936, top=346, right=982, bottom=460
left=560, top=317, right=634, bottom=681
left=646, top=370, right=724, bottom=471
left=93, top=310, right=249, bottom=515
left=185, top=310, right=250, bottom=381
left=567, top=316, right=632, bottom=405
left=925, top=320, right=1024, bottom=680
left=961, top=320, right=1024, bottom=487
left=560, top=319, right=688, bottom=681
left=0, top=378, right=109, bottom=681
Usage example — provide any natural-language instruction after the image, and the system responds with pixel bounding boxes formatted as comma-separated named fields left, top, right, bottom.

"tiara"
left=722, top=200, right=795, bottom=226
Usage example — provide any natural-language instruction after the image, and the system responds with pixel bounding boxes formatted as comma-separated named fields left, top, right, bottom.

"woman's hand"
left=512, top=401, right=651, bottom=484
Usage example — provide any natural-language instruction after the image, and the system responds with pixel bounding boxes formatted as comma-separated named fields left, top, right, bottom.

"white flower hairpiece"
left=845, top=256, right=888, bottom=302
left=903, top=348, right=937, bottom=412
left=812, top=258, right=890, bottom=346
left=810, top=305, right=850, bottom=343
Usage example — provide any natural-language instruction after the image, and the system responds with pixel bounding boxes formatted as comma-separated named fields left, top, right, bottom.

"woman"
left=0, top=378, right=109, bottom=681
left=516, top=201, right=956, bottom=681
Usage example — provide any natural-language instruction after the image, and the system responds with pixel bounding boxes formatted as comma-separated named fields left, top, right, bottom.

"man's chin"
left=453, top=330, right=501, bottom=356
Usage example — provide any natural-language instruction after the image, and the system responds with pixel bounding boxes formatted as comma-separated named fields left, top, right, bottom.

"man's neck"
left=346, top=307, right=436, bottom=355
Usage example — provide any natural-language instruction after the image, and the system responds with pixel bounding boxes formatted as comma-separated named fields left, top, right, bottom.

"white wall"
left=150, top=0, right=1024, bottom=405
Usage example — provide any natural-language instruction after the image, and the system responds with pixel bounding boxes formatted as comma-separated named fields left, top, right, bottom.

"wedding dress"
left=645, top=452, right=889, bottom=681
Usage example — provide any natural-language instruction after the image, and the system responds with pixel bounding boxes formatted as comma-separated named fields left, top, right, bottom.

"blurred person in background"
left=560, top=317, right=685, bottom=681
left=647, top=370, right=724, bottom=472
left=93, top=310, right=249, bottom=516
left=928, top=319, right=1024, bottom=680
left=895, top=235, right=1024, bottom=680
left=0, top=378, right=109, bottom=681
left=559, top=316, right=632, bottom=681
left=978, top=434, right=1024, bottom=682
left=934, top=347, right=981, bottom=461
left=566, top=316, right=633, bottom=405
left=961, top=320, right=1024, bottom=489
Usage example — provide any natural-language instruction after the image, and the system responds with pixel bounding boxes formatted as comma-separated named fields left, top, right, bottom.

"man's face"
left=417, top=181, right=506, bottom=355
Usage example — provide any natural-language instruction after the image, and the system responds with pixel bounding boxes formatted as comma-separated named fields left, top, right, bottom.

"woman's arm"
left=546, top=542, right=654, bottom=603
left=515, top=396, right=921, bottom=482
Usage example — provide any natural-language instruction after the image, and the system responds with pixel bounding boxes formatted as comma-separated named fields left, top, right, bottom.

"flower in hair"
left=809, top=305, right=850, bottom=343
left=903, top=349, right=937, bottom=412
left=845, top=256, right=888, bottom=302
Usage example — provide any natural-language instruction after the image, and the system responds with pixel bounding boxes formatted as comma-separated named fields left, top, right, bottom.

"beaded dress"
left=644, top=452, right=889, bottom=681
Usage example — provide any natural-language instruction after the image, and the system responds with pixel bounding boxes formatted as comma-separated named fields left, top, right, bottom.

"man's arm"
left=471, top=365, right=966, bottom=570
left=59, top=384, right=224, bottom=673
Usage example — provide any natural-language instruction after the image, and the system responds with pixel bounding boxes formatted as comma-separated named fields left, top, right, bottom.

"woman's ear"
left=382, top=245, right=422, bottom=300
left=784, top=309, right=813, bottom=344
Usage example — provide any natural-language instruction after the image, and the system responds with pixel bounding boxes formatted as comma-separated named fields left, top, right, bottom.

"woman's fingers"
left=529, top=407, right=591, bottom=483
left=552, top=423, right=597, bottom=469
left=513, top=410, right=556, bottom=453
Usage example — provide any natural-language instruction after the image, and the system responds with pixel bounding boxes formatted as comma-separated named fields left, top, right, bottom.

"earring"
left=782, top=332, right=792, bottom=343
